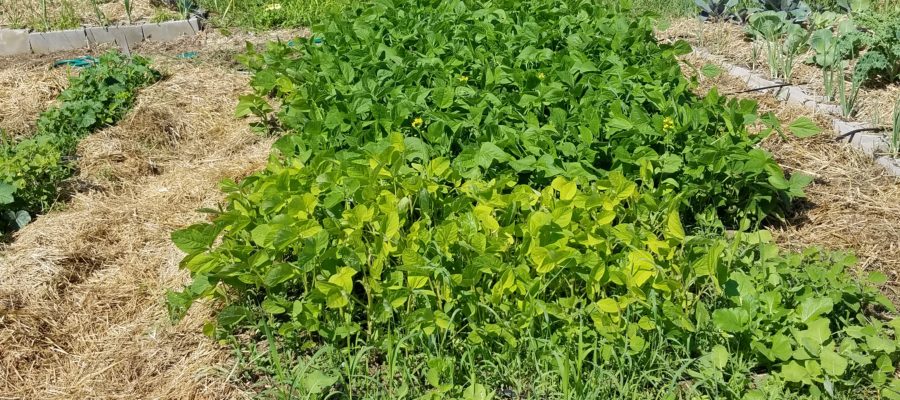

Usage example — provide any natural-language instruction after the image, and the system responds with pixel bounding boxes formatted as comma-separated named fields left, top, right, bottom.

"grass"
left=630, top=0, right=695, bottom=19
left=891, top=98, right=900, bottom=156
left=226, top=317, right=868, bottom=400
left=199, top=0, right=349, bottom=30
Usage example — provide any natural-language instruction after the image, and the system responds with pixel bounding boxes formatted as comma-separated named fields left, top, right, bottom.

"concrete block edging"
left=0, top=17, right=201, bottom=57
left=692, top=47, right=900, bottom=177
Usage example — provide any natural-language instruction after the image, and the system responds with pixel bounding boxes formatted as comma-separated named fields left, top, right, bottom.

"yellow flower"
left=663, top=116, right=675, bottom=132
left=458, top=75, right=469, bottom=83
left=537, top=72, right=546, bottom=80
left=265, top=3, right=282, bottom=11
left=412, top=117, right=424, bottom=129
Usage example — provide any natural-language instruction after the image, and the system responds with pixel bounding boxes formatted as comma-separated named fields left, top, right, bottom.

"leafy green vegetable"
left=0, top=52, right=160, bottom=230
left=168, top=0, right=898, bottom=397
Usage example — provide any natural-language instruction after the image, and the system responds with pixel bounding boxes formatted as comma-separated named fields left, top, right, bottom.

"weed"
left=198, top=0, right=348, bottom=29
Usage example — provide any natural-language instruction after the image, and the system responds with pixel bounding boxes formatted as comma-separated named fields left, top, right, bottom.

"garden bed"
left=1, top=1, right=900, bottom=399
left=1, top=0, right=182, bottom=31
left=659, top=18, right=900, bottom=157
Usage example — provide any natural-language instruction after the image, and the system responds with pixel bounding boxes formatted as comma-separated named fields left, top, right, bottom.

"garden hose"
left=52, top=56, right=98, bottom=69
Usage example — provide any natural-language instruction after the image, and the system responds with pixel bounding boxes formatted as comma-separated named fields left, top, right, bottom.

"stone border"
left=0, top=17, right=201, bottom=57
left=692, top=48, right=900, bottom=177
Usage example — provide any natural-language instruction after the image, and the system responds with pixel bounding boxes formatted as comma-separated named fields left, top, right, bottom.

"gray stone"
left=832, top=119, right=869, bottom=138
left=142, top=20, right=196, bottom=42
left=0, top=29, right=31, bottom=56
left=802, top=100, right=842, bottom=117
left=29, top=29, right=88, bottom=54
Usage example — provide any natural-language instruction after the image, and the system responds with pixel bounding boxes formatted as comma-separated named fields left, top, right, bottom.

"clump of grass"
left=55, top=0, right=80, bottom=30
left=199, top=0, right=349, bottom=29
left=149, top=7, right=180, bottom=23
left=89, top=0, right=108, bottom=26
left=123, top=0, right=133, bottom=24
left=891, top=98, right=900, bottom=156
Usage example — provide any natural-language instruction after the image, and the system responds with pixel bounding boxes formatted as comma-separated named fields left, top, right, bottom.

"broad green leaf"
left=712, top=308, right=749, bottom=332
left=787, top=117, right=821, bottom=138
left=820, top=348, right=848, bottom=376
left=172, top=223, right=219, bottom=254
left=264, top=263, right=296, bottom=287
left=474, top=205, right=500, bottom=232
left=607, top=117, right=633, bottom=132
left=0, top=183, right=14, bottom=205
left=780, top=361, right=810, bottom=383
left=627, top=250, right=655, bottom=287
left=329, top=267, right=357, bottom=293
left=665, top=209, right=685, bottom=241
left=598, top=298, right=620, bottom=314
left=797, top=297, right=833, bottom=323
left=302, top=370, right=339, bottom=394
left=701, top=63, right=722, bottom=78
left=551, top=176, right=577, bottom=201
left=709, top=345, right=729, bottom=370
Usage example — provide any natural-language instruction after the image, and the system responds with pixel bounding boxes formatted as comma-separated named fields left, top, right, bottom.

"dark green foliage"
left=0, top=52, right=161, bottom=230
left=853, top=12, right=900, bottom=84
left=237, top=0, right=807, bottom=230
left=695, top=0, right=742, bottom=21
left=751, top=0, right=812, bottom=21
left=167, top=0, right=900, bottom=397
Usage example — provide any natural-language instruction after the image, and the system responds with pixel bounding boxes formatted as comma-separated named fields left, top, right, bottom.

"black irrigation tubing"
left=722, top=82, right=809, bottom=96
left=834, top=127, right=889, bottom=142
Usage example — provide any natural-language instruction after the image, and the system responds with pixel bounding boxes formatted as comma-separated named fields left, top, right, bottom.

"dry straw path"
left=0, top=30, right=303, bottom=399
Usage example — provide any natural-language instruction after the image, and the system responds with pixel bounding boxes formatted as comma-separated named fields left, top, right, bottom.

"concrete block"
left=802, top=100, right=842, bottom=116
left=29, top=29, right=88, bottom=54
left=86, top=26, right=117, bottom=45
left=87, top=26, right=144, bottom=49
left=142, top=20, right=196, bottom=42
left=851, top=133, right=886, bottom=155
left=832, top=119, right=869, bottom=137
left=776, top=85, right=814, bottom=106
left=0, top=29, right=31, bottom=56
left=876, top=157, right=900, bottom=177
left=188, top=17, right=201, bottom=33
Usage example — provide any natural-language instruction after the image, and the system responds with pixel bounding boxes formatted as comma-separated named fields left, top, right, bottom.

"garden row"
left=698, top=0, right=899, bottom=153
left=0, top=53, right=160, bottom=230
left=168, top=0, right=900, bottom=397
left=0, top=0, right=346, bottom=33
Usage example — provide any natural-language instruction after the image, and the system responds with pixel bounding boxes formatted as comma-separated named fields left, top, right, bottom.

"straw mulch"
left=0, top=30, right=315, bottom=398
left=681, top=53, right=900, bottom=300
left=661, top=18, right=899, bottom=133
left=0, top=0, right=157, bottom=28
left=0, top=61, right=69, bottom=138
